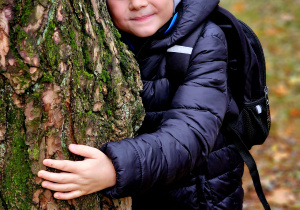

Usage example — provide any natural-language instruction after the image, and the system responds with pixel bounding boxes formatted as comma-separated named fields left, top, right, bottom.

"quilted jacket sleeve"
left=100, top=25, right=228, bottom=199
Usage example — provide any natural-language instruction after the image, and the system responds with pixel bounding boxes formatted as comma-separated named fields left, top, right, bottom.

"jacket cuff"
left=100, top=139, right=142, bottom=198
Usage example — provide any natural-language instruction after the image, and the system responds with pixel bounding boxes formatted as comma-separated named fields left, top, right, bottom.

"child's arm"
left=38, top=144, right=116, bottom=200
left=100, top=23, right=229, bottom=199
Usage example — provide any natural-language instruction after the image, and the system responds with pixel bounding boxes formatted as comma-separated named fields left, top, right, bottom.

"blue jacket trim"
left=164, top=12, right=178, bottom=34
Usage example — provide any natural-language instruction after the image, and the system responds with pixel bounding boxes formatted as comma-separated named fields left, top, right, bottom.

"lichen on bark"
left=0, top=0, right=144, bottom=209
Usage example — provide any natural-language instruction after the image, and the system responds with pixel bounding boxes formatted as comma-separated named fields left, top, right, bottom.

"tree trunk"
left=0, top=0, right=144, bottom=209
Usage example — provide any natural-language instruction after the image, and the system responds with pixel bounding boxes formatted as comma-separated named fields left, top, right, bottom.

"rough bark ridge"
left=0, top=0, right=144, bottom=209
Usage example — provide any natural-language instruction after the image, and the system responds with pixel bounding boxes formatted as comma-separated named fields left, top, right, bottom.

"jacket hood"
left=151, top=0, right=219, bottom=48
left=132, top=0, right=219, bottom=57
left=173, top=0, right=181, bottom=13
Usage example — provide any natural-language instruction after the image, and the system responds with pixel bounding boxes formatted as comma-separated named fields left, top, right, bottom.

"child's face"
left=107, top=0, right=174, bottom=37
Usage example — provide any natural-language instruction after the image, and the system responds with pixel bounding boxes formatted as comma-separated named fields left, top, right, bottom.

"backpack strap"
left=222, top=122, right=271, bottom=210
left=214, top=6, right=271, bottom=210
left=166, top=5, right=271, bottom=210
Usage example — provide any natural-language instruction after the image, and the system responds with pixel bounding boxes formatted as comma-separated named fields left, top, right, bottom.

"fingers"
left=54, top=190, right=83, bottom=200
left=38, top=170, right=76, bottom=184
left=42, top=181, right=78, bottom=192
left=42, top=145, right=102, bottom=172
left=42, top=159, right=78, bottom=173
left=68, top=144, right=102, bottom=159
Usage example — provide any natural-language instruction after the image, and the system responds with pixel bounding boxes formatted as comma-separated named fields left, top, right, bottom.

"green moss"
left=82, top=43, right=91, bottom=68
left=28, top=118, right=41, bottom=133
left=106, top=110, right=112, bottom=116
left=101, top=70, right=110, bottom=83
left=2, top=108, right=32, bottom=209
left=84, top=71, right=94, bottom=79
left=20, top=80, right=27, bottom=89
left=37, top=1, right=57, bottom=45
left=43, top=21, right=60, bottom=67
left=79, top=119, right=88, bottom=138
left=16, top=28, right=36, bottom=59
left=29, top=91, right=42, bottom=100
left=72, top=1, right=83, bottom=16
left=69, top=30, right=77, bottom=49
left=102, top=48, right=112, bottom=65
left=0, top=99, right=4, bottom=111
left=41, top=71, right=54, bottom=83
left=131, top=102, right=145, bottom=125
left=60, top=132, right=69, bottom=159
left=0, top=113, right=4, bottom=121
left=98, top=81, right=103, bottom=93
left=99, top=26, right=106, bottom=40
left=120, top=54, right=132, bottom=77
left=17, top=29, right=28, bottom=46
left=41, top=111, right=48, bottom=125
left=15, top=0, right=35, bottom=26
left=112, top=27, right=121, bottom=39
left=9, top=27, right=22, bottom=59
left=19, top=70, right=31, bottom=88
left=28, top=143, right=39, bottom=160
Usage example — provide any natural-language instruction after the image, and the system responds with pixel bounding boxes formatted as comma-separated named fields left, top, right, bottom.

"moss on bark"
left=0, top=0, right=144, bottom=209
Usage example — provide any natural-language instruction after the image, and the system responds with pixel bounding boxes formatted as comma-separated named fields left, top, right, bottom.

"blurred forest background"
left=221, top=0, right=300, bottom=209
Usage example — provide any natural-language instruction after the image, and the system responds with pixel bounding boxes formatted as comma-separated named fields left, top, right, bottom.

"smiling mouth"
left=131, top=14, right=153, bottom=21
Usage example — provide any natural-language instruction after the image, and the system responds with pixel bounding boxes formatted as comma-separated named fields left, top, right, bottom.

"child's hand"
left=38, top=144, right=116, bottom=200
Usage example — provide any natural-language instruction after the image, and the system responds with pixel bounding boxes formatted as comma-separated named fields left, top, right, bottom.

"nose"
left=129, top=0, right=148, bottom=10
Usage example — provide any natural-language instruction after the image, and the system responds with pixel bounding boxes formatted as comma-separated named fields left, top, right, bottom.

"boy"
left=38, top=0, right=244, bottom=209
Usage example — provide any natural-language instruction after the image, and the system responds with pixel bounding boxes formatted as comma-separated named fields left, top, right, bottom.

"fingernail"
left=43, top=159, right=53, bottom=166
left=38, top=170, right=44, bottom=177
left=69, top=144, right=76, bottom=150
left=43, top=159, right=49, bottom=165
left=54, top=193, right=60, bottom=199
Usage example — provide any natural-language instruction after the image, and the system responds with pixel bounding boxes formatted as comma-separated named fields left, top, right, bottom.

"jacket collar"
left=122, top=0, right=220, bottom=56
left=153, top=0, right=220, bottom=47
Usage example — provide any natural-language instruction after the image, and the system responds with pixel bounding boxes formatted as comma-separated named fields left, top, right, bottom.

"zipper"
left=264, top=86, right=271, bottom=130
left=264, top=86, right=269, bottom=106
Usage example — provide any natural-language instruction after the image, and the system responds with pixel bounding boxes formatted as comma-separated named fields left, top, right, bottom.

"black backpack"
left=210, top=6, right=271, bottom=210
left=168, top=6, right=271, bottom=210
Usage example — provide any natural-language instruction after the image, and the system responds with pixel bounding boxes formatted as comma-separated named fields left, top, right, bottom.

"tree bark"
left=0, top=0, right=144, bottom=209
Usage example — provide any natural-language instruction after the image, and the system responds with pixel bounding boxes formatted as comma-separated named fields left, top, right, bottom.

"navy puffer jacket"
left=101, top=0, right=244, bottom=209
